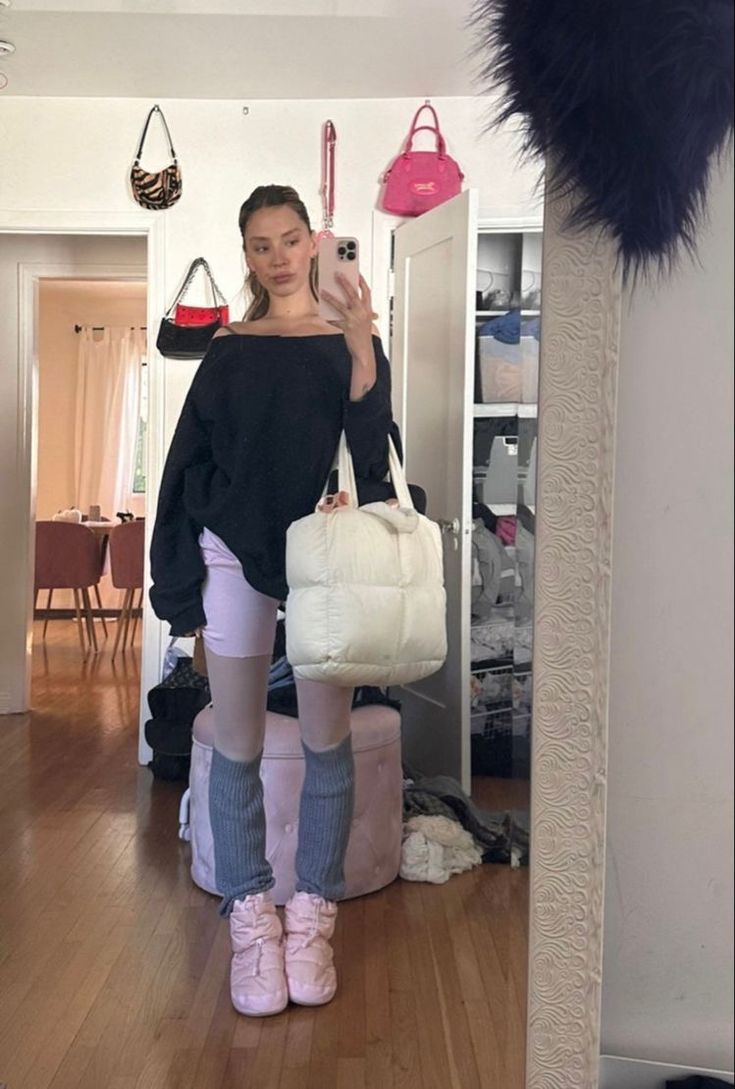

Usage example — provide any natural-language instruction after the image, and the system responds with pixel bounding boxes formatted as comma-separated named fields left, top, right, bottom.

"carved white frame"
left=526, top=187, right=622, bottom=1088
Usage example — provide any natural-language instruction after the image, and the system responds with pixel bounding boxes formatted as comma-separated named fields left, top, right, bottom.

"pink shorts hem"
left=198, top=527, right=278, bottom=658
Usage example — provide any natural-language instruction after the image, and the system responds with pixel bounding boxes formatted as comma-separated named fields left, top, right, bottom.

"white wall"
left=601, top=157, right=734, bottom=1070
left=0, top=95, right=542, bottom=426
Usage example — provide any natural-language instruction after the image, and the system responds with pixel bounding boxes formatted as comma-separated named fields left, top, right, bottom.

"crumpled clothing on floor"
left=403, top=766, right=529, bottom=867
left=400, top=815, right=484, bottom=884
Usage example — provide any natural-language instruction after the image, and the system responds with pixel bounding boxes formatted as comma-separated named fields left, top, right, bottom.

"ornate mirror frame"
left=526, top=184, right=621, bottom=1088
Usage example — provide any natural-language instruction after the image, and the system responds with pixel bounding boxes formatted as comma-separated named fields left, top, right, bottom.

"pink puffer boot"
left=229, top=892, right=288, bottom=1017
left=284, top=892, right=339, bottom=1006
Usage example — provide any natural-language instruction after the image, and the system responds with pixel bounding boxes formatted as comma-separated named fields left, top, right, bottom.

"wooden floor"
left=0, top=621, right=529, bottom=1089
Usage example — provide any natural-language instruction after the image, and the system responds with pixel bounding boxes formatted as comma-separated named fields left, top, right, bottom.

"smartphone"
left=318, top=235, right=360, bottom=322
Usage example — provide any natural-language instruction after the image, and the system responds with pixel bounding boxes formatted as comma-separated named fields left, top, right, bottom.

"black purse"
left=130, top=105, right=182, bottom=211
left=156, top=257, right=229, bottom=360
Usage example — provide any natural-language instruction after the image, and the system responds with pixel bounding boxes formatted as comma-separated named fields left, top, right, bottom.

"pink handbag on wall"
left=381, top=103, right=464, bottom=217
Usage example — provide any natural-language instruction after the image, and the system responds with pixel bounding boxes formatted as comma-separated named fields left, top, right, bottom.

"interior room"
left=0, top=3, right=732, bottom=1088
left=33, top=277, right=148, bottom=657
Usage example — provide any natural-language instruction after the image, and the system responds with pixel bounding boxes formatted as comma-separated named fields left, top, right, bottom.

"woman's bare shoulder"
left=213, top=319, right=286, bottom=338
left=213, top=322, right=248, bottom=338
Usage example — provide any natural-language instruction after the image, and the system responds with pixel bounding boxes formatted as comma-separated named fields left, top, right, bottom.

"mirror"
left=1, top=94, right=619, bottom=1089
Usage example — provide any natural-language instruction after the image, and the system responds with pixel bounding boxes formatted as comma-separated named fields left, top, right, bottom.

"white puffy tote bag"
left=285, top=431, right=447, bottom=687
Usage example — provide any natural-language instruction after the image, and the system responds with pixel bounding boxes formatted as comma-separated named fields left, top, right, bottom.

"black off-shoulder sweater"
left=149, top=333, right=395, bottom=637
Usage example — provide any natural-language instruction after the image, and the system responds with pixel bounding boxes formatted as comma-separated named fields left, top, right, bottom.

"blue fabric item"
left=479, top=308, right=521, bottom=344
left=521, top=316, right=540, bottom=340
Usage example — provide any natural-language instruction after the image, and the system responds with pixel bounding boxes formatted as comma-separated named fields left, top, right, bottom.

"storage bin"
left=478, top=336, right=523, bottom=403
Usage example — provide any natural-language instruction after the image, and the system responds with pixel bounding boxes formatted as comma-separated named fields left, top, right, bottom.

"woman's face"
left=243, top=204, right=317, bottom=301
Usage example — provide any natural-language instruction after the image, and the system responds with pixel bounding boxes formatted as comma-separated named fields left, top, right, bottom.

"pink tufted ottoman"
left=182, top=703, right=403, bottom=906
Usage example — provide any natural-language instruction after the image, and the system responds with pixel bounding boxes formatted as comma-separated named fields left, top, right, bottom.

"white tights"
left=203, top=645, right=354, bottom=762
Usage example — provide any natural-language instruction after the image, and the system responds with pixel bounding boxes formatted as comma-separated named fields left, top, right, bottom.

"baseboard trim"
left=600, top=1055, right=734, bottom=1088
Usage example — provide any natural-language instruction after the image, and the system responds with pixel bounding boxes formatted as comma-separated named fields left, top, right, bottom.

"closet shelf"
left=473, top=403, right=538, bottom=418
left=475, top=309, right=541, bottom=317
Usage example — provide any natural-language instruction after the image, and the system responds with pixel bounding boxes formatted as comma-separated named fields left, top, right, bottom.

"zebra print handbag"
left=130, top=105, right=182, bottom=210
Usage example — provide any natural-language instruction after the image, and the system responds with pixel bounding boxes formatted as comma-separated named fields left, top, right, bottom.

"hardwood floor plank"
left=337, top=1056, right=366, bottom=1089
left=247, top=1010, right=288, bottom=1089
left=45, top=1042, right=95, bottom=1089
left=362, top=894, right=394, bottom=1089
left=400, top=882, right=456, bottom=1089
left=185, top=977, right=238, bottom=1089
left=278, top=1006, right=315, bottom=1089
left=16, top=911, right=133, bottom=1089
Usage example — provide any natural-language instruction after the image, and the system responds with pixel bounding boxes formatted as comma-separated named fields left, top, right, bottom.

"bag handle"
left=134, top=104, right=178, bottom=165
left=333, top=431, right=414, bottom=511
left=165, top=257, right=227, bottom=317
left=403, top=103, right=447, bottom=159
left=320, top=120, right=337, bottom=232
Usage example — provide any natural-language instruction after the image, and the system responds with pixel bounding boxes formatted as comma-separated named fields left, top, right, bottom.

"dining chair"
left=109, top=518, right=145, bottom=659
left=34, top=521, right=107, bottom=655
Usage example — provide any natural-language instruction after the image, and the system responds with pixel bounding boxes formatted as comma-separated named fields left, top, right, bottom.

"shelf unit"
left=469, top=224, right=541, bottom=784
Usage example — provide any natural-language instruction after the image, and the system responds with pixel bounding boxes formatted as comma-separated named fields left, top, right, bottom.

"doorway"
left=0, top=213, right=166, bottom=769
left=32, top=273, right=148, bottom=699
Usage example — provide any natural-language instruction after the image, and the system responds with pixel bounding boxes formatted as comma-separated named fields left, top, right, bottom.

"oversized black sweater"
left=149, top=332, right=395, bottom=637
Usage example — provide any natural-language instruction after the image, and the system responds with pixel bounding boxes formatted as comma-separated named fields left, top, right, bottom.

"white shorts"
left=198, top=527, right=279, bottom=658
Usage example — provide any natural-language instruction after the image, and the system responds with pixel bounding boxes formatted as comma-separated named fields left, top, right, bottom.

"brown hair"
left=238, top=185, right=318, bottom=322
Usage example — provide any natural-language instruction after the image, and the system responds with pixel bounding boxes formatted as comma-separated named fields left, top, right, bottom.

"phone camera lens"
left=346, top=241, right=356, bottom=250
left=337, top=246, right=346, bottom=256
left=347, top=252, right=356, bottom=261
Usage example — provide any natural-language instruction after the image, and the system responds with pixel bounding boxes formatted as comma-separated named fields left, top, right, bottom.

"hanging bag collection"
left=381, top=102, right=464, bottom=217
left=285, top=431, right=447, bottom=688
left=156, top=257, right=230, bottom=359
left=130, top=104, right=182, bottom=211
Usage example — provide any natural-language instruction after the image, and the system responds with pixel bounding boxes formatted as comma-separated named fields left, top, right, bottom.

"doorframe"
left=2, top=210, right=166, bottom=765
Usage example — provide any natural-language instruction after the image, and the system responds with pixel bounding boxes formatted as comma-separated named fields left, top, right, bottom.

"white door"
left=390, top=188, right=478, bottom=792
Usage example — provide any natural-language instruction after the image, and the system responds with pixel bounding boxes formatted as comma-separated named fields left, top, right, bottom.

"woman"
left=149, top=185, right=394, bottom=1018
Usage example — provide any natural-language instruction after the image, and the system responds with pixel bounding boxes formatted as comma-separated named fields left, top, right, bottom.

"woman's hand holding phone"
left=320, top=272, right=377, bottom=361
left=317, top=235, right=379, bottom=399
left=324, top=272, right=379, bottom=401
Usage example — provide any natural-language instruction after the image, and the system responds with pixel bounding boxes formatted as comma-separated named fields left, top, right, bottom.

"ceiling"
left=0, top=0, right=487, bottom=99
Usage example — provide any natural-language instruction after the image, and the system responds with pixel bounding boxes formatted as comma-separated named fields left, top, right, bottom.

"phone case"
left=318, top=236, right=360, bottom=322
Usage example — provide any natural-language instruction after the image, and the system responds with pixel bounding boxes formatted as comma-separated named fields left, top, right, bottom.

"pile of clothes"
left=399, top=764, right=529, bottom=884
